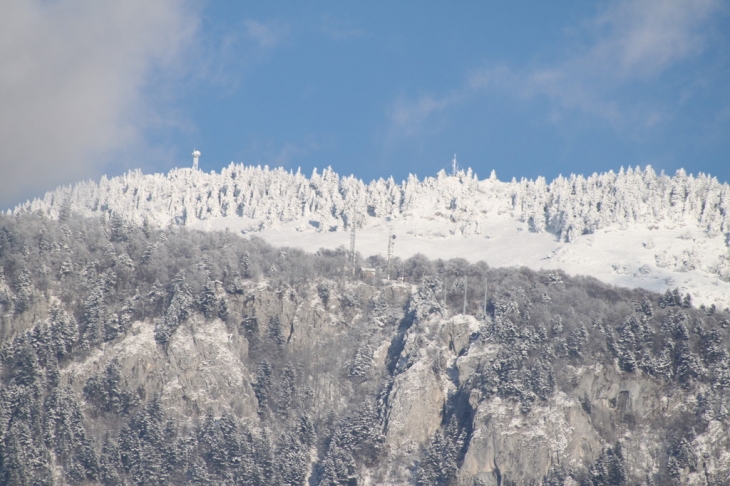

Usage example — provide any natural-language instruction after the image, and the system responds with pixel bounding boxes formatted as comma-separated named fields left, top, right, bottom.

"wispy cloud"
left=389, top=0, right=724, bottom=135
left=389, top=92, right=463, bottom=135
left=0, top=0, right=199, bottom=208
left=468, top=66, right=623, bottom=124
left=477, top=0, right=723, bottom=125
left=194, top=19, right=289, bottom=92
left=319, top=15, right=365, bottom=40
left=591, top=0, right=721, bottom=79
left=244, top=19, right=288, bottom=49
left=272, top=141, right=318, bottom=168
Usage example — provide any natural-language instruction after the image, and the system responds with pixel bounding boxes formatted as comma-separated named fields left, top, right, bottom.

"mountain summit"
left=15, top=164, right=730, bottom=309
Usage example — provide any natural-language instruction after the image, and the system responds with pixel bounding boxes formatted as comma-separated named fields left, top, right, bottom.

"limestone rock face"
left=385, top=355, right=446, bottom=449
left=459, top=392, right=599, bottom=485
left=63, top=317, right=259, bottom=422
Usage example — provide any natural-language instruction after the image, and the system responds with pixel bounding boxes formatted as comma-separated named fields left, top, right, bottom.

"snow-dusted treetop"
left=13, top=164, right=730, bottom=242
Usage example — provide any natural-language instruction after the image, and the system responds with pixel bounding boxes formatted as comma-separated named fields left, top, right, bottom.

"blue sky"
left=2, top=1, right=729, bottom=208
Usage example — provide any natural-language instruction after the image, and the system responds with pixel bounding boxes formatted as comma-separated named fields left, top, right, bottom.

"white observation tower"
left=192, top=149, right=201, bottom=170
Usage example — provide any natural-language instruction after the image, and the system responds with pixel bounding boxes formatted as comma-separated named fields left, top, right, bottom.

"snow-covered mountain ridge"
left=13, top=164, right=730, bottom=308
left=14, top=164, right=730, bottom=239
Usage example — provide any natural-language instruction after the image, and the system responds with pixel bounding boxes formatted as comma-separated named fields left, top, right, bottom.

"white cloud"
left=0, top=0, right=198, bottom=208
left=593, top=0, right=721, bottom=79
left=484, top=0, right=723, bottom=124
left=391, top=0, right=723, bottom=136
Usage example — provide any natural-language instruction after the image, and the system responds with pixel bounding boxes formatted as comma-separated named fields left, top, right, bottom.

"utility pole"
left=349, top=216, right=357, bottom=276
left=463, top=276, right=468, bottom=314
left=387, top=234, right=396, bottom=280
left=483, top=276, right=488, bottom=317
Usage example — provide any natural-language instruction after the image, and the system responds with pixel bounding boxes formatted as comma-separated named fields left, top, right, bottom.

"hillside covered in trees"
left=1, top=210, right=730, bottom=485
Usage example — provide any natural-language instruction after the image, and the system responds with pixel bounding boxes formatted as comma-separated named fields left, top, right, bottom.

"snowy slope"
left=13, top=164, right=730, bottom=309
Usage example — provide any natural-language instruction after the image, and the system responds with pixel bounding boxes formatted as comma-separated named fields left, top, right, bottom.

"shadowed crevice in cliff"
left=446, top=383, right=476, bottom=475
left=385, top=318, right=413, bottom=376
left=384, top=298, right=418, bottom=376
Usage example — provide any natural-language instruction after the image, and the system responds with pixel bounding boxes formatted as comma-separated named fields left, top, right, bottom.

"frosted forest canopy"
left=14, top=165, right=730, bottom=243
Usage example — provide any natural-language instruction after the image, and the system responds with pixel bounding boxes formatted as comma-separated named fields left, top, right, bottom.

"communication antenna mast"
left=387, top=233, right=396, bottom=280
left=192, top=150, right=201, bottom=170
left=452, top=154, right=458, bottom=176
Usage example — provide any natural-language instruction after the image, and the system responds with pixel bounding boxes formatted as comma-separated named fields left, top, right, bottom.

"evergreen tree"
left=199, top=280, right=219, bottom=319
left=84, top=358, right=140, bottom=415
left=155, top=272, right=192, bottom=345
left=253, top=361, right=273, bottom=413
left=415, top=421, right=465, bottom=486
left=588, top=443, right=627, bottom=486
left=99, top=433, right=124, bottom=486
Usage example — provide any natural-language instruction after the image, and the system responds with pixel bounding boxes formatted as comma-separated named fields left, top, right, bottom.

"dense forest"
left=15, top=164, right=730, bottom=242
left=1, top=210, right=729, bottom=485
